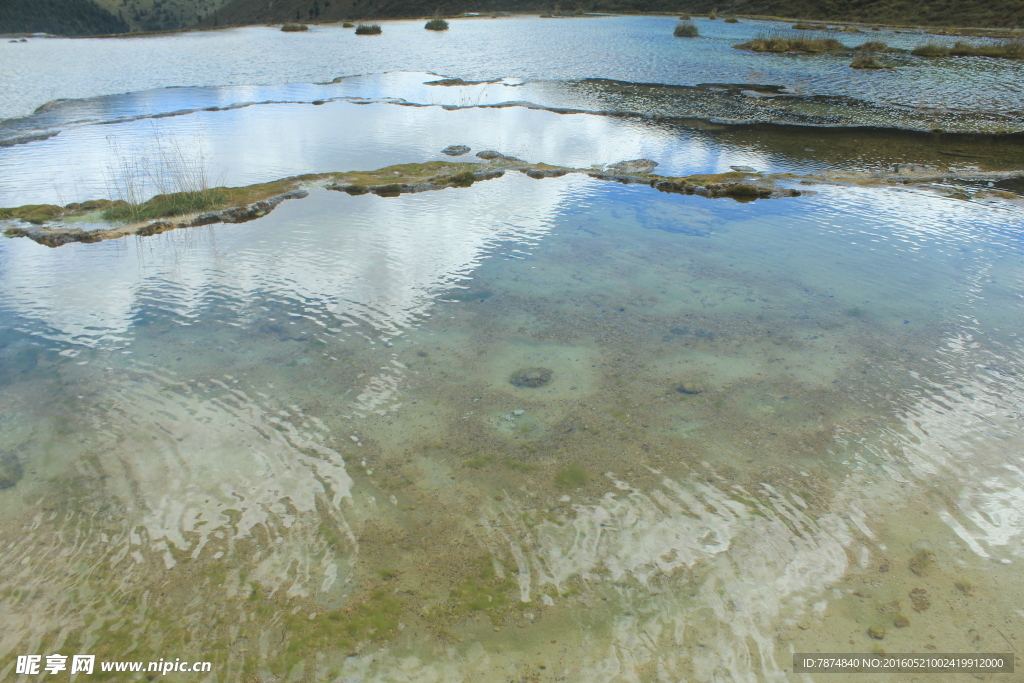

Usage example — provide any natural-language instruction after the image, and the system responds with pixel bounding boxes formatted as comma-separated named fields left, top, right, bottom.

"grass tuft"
left=425, top=18, right=449, bottom=31
left=355, top=24, right=382, bottom=35
left=912, top=41, right=951, bottom=56
left=724, top=15, right=739, bottom=23
left=281, top=23, right=308, bottom=31
left=101, top=135, right=224, bottom=224
left=102, top=189, right=226, bottom=223
left=736, top=31, right=847, bottom=53
left=674, top=21, right=698, bottom=37
left=911, top=39, right=1024, bottom=58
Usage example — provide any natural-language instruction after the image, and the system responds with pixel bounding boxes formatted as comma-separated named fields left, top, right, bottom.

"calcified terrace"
left=1, top=155, right=798, bottom=247
left=4, top=151, right=1022, bottom=248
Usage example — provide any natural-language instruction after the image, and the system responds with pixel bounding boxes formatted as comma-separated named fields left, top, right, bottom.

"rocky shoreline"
left=3, top=151, right=1021, bottom=247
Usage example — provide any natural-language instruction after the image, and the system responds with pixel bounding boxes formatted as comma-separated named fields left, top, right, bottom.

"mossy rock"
left=510, top=367, right=553, bottom=388
left=0, top=452, right=23, bottom=489
left=0, top=204, right=64, bottom=224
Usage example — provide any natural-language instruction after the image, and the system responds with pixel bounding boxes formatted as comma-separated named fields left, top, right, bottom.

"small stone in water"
left=441, top=145, right=471, bottom=156
left=0, top=452, right=23, bottom=490
left=868, top=625, right=886, bottom=639
left=510, top=367, right=553, bottom=388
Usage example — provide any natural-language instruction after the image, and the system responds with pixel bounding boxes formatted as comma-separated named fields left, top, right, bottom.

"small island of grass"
left=355, top=24, right=382, bottom=35
left=425, top=18, right=449, bottom=31
left=281, top=23, right=308, bottom=32
left=735, top=34, right=846, bottom=53
left=674, top=21, right=699, bottom=37
left=851, top=55, right=893, bottom=68
left=912, top=38, right=1024, bottom=59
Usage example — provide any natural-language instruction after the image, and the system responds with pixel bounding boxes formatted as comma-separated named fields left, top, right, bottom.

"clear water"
left=3, top=16, right=1024, bottom=683
left=3, top=17, right=1023, bottom=122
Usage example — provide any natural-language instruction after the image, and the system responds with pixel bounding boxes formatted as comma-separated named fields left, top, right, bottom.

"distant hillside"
left=195, top=0, right=677, bottom=28
left=92, top=0, right=233, bottom=32
left=0, top=0, right=129, bottom=36
left=0, top=0, right=234, bottom=35
left=685, top=0, right=1024, bottom=29
left=196, top=0, right=1022, bottom=28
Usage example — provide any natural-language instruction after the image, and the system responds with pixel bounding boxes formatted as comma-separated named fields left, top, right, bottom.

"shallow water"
left=3, top=171, right=1024, bottom=680
left=2, top=16, right=1024, bottom=683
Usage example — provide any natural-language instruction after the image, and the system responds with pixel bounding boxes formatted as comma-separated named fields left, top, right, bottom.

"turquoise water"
left=2, top=15, right=1024, bottom=683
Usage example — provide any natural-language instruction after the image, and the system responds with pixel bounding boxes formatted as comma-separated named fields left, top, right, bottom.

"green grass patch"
left=851, top=55, right=893, bottom=68
left=425, top=18, right=449, bottom=31
left=913, top=38, right=1024, bottom=58
left=281, top=23, right=308, bottom=31
left=736, top=34, right=847, bottom=53
left=854, top=41, right=895, bottom=52
left=355, top=24, right=382, bottom=35
left=0, top=203, right=66, bottom=224
left=102, top=188, right=227, bottom=223
left=674, top=21, right=699, bottom=37
left=724, top=16, right=739, bottom=23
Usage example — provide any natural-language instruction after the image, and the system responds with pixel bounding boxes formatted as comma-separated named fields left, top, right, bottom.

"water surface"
left=1, top=17, right=1024, bottom=683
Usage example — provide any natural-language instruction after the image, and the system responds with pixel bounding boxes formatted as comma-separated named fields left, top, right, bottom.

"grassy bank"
left=672, top=0, right=1024, bottom=28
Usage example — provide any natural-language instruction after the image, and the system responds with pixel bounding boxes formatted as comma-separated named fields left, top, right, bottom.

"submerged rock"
left=510, top=367, right=553, bottom=388
left=0, top=452, right=23, bottom=490
left=441, top=145, right=471, bottom=156
left=525, top=168, right=569, bottom=179
left=730, top=165, right=756, bottom=172
left=607, top=159, right=658, bottom=174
